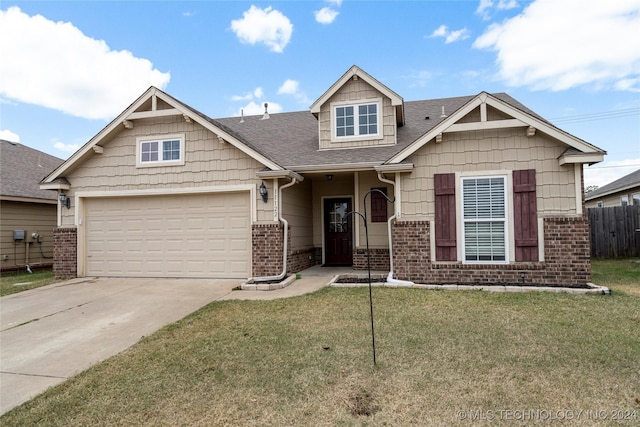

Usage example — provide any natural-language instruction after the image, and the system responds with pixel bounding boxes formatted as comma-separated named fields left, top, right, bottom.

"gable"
left=387, top=92, right=605, bottom=166
left=41, top=87, right=283, bottom=186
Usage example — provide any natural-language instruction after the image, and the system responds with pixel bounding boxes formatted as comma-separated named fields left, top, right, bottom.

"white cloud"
left=0, top=129, right=20, bottom=142
left=584, top=159, right=640, bottom=189
left=429, top=24, right=470, bottom=44
left=254, top=87, right=264, bottom=99
left=239, top=100, right=282, bottom=116
left=0, top=7, right=170, bottom=121
left=477, top=0, right=519, bottom=19
left=277, top=79, right=310, bottom=105
left=473, top=0, right=640, bottom=92
left=230, top=6, right=293, bottom=53
left=53, top=140, right=80, bottom=153
left=327, top=0, right=343, bottom=6
left=315, top=7, right=339, bottom=24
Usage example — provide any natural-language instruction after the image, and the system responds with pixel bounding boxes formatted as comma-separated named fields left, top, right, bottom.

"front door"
left=324, top=198, right=353, bottom=265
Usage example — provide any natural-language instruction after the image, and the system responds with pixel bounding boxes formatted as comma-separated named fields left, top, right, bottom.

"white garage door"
left=84, top=192, right=251, bottom=278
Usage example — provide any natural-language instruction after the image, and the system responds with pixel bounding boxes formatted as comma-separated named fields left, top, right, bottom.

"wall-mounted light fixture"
left=259, top=182, right=268, bottom=203
left=59, top=191, right=71, bottom=209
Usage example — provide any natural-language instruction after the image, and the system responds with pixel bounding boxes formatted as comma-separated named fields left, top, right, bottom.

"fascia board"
left=585, top=183, right=640, bottom=201
left=42, top=87, right=159, bottom=183
left=386, top=96, right=484, bottom=163
left=288, top=162, right=382, bottom=173
left=310, top=66, right=403, bottom=114
left=484, top=95, right=605, bottom=154
left=256, top=170, right=305, bottom=182
left=558, top=153, right=605, bottom=166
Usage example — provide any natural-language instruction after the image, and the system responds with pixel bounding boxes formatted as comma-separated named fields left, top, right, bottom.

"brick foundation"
left=353, top=248, right=390, bottom=271
left=53, top=227, right=77, bottom=279
left=288, top=248, right=317, bottom=273
left=391, top=217, right=591, bottom=287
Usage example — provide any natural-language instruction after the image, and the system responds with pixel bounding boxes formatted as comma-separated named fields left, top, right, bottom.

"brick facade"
left=251, top=223, right=284, bottom=277
left=53, top=227, right=77, bottom=279
left=353, top=248, right=390, bottom=271
left=288, top=248, right=317, bottom=273
left=391, top=217, right=591, bottom=287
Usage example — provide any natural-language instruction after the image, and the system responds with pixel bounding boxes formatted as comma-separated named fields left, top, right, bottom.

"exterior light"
left=59, top=191, right=71, bottom=209
left=259, top=182, right=268, bottom=203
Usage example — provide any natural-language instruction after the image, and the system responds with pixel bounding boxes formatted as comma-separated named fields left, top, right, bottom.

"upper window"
left=462, top=176, right=507, bottom=263
left=334, top=102, right=379, bottom=139
left=621, top=195, right=629, bottom=206
left=633, top=193, right=640, bottom=206
left=136, top=134, right=185, bottom=167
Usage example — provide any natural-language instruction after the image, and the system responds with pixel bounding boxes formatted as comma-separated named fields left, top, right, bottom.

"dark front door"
left=324, top=198, right=353, bottom=265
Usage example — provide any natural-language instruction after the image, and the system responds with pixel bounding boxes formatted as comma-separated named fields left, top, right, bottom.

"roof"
left=41, top=66, right=606, bottom=183
left=1, top=140, right=64, bottom=201
left=585, top=168, right=640, bottom=200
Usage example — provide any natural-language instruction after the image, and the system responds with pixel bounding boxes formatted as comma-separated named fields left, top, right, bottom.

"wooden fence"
left=587, top=206, right=640, bottom=258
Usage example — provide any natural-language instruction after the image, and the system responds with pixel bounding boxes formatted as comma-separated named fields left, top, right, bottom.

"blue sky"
left=1, top=0, right=639, bottom=188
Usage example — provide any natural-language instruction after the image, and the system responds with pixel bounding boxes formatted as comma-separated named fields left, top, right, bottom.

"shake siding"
left=318, top=79, right=396, bottom=150
left=356, top=171, right=390, bottom=248
left=401, top=128, right=576, bottom=218
left=281, top=178, right=313, bottom=250
left=61, top=116, right=271, bottom=225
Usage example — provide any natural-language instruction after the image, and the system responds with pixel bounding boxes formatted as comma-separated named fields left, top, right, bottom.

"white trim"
left=135, top=134, right=185, bottom=168
left=445, top=118, right=527, bottom=133
left=39, top=182, right=71, bottom=191
left=458, top=172, right=511, bottom=265
left=354, top=172, right=360, bottom=247
left=0, top=195, right=57, bottom=204
left=395, top=172, right=402, bottom=219
left=429, top=220, right=436, bottom=262
left=538, top=217, right=545, bottom=262
left=272, top=179, right=279, bottom=221
left=330, top=99, right=383, bottom=143
left=559, top=153, right=605, bottom=165
left=126, top=108, right=182, bottom=120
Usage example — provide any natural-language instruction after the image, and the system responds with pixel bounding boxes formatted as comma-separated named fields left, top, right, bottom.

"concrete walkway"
left=0, top=266, right=350, bottom=415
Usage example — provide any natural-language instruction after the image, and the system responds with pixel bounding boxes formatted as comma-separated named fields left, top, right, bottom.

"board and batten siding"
left=317, top=78, right=397, bottom=150
left=401, top=127, right=578, bottom=219
left=60, top=116, right=274, bottom=227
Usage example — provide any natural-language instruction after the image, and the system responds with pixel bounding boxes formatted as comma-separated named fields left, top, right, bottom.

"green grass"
left=0, top=269, right=56, bottom=296
left=2, top=260, right=640, bottom=426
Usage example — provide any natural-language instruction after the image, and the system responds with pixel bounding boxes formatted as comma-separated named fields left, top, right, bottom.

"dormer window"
left=333, top=100, right=381, bottom=142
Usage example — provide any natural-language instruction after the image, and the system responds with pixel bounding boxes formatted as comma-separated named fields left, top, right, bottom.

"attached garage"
left=83, top=192, right=251, bottom=278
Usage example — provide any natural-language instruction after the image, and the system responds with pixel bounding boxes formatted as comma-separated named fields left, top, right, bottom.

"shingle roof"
left=0, top=140, right=64, bottom=200
left=214, top=92, right=550, bottom=170
left=585, top=168, right=640, bottom=200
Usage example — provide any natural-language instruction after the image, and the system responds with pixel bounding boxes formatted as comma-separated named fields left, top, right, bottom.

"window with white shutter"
left=462, top=176, right=508, bottom=263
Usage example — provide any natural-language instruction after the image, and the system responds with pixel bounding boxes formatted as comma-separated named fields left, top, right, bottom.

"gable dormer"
left=310, top=65, right=404, bottom=150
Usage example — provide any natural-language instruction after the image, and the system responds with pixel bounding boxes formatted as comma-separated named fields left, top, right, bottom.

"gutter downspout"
left=251, top=177, right=298, bottom=282
left=377, top=172, right=414, bottom=286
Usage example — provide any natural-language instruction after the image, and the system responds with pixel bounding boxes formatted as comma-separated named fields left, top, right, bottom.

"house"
left=40, top=66, right=606, bottom=286
left=584, top=168, right=640, bottom=208
left=1, top=140, right=64, bottom=271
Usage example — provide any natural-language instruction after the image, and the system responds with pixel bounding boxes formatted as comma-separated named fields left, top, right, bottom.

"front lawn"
left=2, top=260, right=639, bottom=426
left=0, top=269, right=56, bottom=296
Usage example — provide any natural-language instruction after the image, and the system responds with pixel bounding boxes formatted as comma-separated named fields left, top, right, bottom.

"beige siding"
left=61, top=116, right=271, bottom=226
left=0, top=201, right=57, bottom=267
left=356, top=171, right=391, bottom=248
left=401, top=128, right=577, bottom=219
left=317, top=78, right=396, bottom=150
left=281, top=178, right=313, bottom=250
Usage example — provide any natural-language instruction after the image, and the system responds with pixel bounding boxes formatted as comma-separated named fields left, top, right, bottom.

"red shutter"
left=434, top=173, right=456, bottom=261
left=513, top=169, right=538, bottom=261
left=371, top=188, right=388, bottom=223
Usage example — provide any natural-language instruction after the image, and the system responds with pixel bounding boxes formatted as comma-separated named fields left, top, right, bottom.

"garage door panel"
left=85, top=192, right=251, bottom=278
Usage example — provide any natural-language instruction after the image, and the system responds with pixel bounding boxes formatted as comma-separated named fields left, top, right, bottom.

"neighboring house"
left=41, top=66, right=606, bottom=286
left=584, top=169, right=640, bottom=208
left=1, top=140, right=64, bottom=271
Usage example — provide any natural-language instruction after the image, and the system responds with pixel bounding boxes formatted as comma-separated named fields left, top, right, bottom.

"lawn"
left=1, top=260, right=639, bottom=426
left=0, top=269, right=56, bottom=296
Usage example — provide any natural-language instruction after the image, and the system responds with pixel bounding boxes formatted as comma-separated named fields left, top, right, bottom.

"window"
left=597, top=201, right=603, bottom=208
left=621, top=195, right=629, bottom=206
left=370, top=188, right=388, bottom=222
left=633, top=193, right=640, bottom=206
left=136, top=135, right=185, bottom=167
left=462, top=176, right=507, bottom=262
left=334, top=102, right=379, bottom=139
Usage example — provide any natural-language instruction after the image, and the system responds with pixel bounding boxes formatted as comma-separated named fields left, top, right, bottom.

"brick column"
left=252, top=223, right=284, bottom=277
left=53, top=227, right=77, bottom=279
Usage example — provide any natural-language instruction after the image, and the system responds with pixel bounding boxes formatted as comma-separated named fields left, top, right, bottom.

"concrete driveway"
left=0, top=277, right=240, bottom=415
